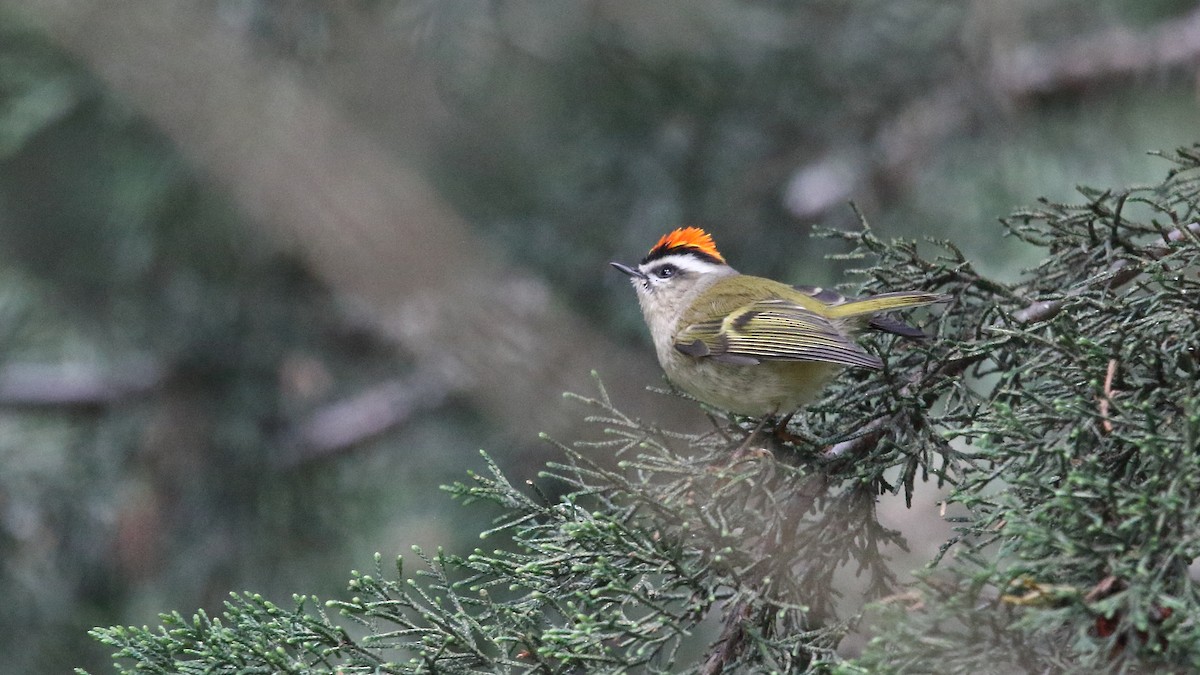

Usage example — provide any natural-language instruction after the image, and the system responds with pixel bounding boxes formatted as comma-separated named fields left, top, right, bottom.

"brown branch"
left=699, top=599, right=754, bottom=675
left=822, top=414, right=890, bottom=461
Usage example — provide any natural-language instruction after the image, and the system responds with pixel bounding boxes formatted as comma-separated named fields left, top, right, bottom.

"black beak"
left=609, top=261, right=647, bottom=280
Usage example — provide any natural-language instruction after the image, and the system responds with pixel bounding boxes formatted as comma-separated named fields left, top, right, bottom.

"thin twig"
left=822, top=415, right=890, bottom=461
left=1099, top=359, right=1118, bottom=435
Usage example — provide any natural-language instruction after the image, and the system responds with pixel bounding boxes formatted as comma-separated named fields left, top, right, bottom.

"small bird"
left=611, top=227, right=944, bottom=417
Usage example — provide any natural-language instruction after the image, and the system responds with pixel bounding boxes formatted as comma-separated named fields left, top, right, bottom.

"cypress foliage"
left=856, top=146, right=1200, bottom=672
left=82, top=145, right=1200, bottom=673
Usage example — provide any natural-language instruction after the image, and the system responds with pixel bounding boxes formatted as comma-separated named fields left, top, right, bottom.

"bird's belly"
left=665, top=358, right=841, bottom=417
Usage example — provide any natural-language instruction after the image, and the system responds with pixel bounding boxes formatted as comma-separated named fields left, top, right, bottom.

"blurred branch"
left=279, top=371, right=453, bottom=470
left=6, top=1, right=700, bottom=445
left=0, top=358, right=163, bottom=407
left=992, top=8, right=1200, bottom=96
left=786, top=7, right=1200, bottom=219
left=0, top=357, right=450, bottom=458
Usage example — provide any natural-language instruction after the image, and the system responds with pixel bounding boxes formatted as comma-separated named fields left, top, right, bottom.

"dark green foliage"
left=856, top=146, right=1200, bottom=671
left=82, top=595, right=364, bottom=674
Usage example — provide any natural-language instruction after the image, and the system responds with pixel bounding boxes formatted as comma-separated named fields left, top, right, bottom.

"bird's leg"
left=772, top=410, right=810, bottom=446
left=730, top=414, right=772, bottom=459
left=703, top=410, right=736, bottom=444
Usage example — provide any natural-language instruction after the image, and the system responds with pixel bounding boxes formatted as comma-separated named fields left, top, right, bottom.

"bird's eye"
left=656, top=264, right=677, bottom=279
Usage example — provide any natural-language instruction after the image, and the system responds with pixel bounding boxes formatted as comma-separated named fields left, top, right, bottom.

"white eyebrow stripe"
left=640, top=253, right=725, bottom=276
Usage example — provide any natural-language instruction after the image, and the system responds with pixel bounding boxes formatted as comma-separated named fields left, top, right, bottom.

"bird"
left=611, top=227, right=944, bottom=418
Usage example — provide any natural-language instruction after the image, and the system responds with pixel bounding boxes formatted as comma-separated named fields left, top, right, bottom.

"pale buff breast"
left=659, top=350, right=841, bottom=416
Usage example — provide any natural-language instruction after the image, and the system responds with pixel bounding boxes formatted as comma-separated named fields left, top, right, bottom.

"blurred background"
left=0, top=1, right=1197, bottom=671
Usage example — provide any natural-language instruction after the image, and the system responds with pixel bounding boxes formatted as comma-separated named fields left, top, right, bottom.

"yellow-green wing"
left=674, top=297, right=883, bottom=369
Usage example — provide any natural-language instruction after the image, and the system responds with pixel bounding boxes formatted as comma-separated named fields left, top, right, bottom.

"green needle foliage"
left=856, top=146, right=1200, bottom=673
left=82, top=145, right=1200, bottom=673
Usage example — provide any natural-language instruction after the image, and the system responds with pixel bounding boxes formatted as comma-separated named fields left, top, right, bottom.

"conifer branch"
left=1012, top=221, right=1200, bottom=323
left=825, top=217, right=1200, bottom=464
left=81, top=146, right=1200, bottom=673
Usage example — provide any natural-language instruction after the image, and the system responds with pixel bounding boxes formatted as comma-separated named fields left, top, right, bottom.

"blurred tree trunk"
left=7, top=0, right=701, bottom=448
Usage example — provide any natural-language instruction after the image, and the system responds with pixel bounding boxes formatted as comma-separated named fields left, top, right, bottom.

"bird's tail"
left=827, top=291, right=947, bottom=318
left=828, top=292, right=949, bottom=339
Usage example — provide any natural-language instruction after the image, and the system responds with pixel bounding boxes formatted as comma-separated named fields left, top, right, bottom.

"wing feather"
left=674, top=297, right=882, bottom=369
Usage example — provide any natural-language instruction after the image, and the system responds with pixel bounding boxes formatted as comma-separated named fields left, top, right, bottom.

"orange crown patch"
left=645, top=227, right=725, bottom=264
